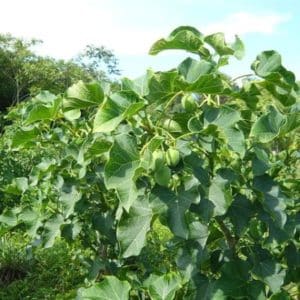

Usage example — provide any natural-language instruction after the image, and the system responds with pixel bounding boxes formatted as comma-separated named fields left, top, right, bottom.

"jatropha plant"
left=0, top=26, right=299, bottom=299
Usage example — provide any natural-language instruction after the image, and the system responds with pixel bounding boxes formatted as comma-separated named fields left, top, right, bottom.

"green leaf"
left=64, top=81, right=104, bottom=110
left=104, top=134, right=140, bottom=211
left=251, top=260, right=286, bottom=293
left=188, top=74, right=225, bottom=94
left=64, top=109, right=81, bottom=120
left=77, top=276, right=131, bottom=300
left=228, top=194, right=254, bottom=235
left=43, top=215, right=64, bottom=248
left=144, top=273, right=182, bottom=300
left=250, top=106, right=286, bottom=143
left=149, top=26, right=208, bottom=56
left=223, top=127, right=245, bottom=156
left=0, top=209, right=19, bottom=227
left=168, top=191, right=195, bottom=239
left=209, top=175, right=232, bottom=216
left=251, top=51, right=296, bottom=87
left=59, top=185, right=82, bottom=218
left=117, top=197, right=152, bottom=258
left=253, top=175, right=287, bottom=228
left=122, top=71, right=152, bottom=96
left=252, top=147, right=270, bottom=176
left=11, top=126, right=39, bottom=148
left=178, top=58, right=215, bottom=83
left=86, top=139, right=112, bottom=158
left=213, top=260, right=251, bottom=298
left=5, top=177, right=28, bottom=195
left=188, top=219, right=209, bottom=247
left=231, top=35, right=245, bottom=60
left=147, top=71, right=185, bottom=104
left=252, top=51, right=282, bottom=78
left=93, top=91, right=144, bottom=133
left=26, top=92, right=61, bottom=124
left=204, top=106, right=241, bottom=128
left=204, top=33, right=234, bottom=56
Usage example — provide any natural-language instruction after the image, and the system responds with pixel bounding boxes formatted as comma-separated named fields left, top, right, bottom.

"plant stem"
left=216, top=217, right=237, bottom=254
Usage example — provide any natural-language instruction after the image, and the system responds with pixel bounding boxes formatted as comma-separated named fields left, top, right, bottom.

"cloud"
left=0, top=1, right=292, bottom=59
left=203, top=12, right=291, bottom=39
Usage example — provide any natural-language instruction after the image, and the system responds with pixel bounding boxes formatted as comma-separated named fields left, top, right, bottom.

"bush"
left=0, top=26, right=299, bottom=299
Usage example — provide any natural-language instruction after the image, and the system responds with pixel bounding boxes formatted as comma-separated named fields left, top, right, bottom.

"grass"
left=0, top=234, right=89, bottom=300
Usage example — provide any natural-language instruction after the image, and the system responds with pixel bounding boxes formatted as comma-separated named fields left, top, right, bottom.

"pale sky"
left=1, top=0, right=299, bottom=79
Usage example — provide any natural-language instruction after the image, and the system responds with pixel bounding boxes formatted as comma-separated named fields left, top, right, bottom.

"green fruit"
left=166, top=148, right=180, bottom=167
left=181, top=94, right=197, bottom=112
left=162, top=119, right=182, bottom=133
left=151, top=149, right=165, bottom=170
left=154, top=165, right=171, bottom=187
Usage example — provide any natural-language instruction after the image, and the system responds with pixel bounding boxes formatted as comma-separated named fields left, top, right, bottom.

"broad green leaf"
left=204, top=33, right=234, bottom=56
left=144, top=273, right=182, bottom=300
left=209, top=175, right=232, bottom=216
left=122, top=71, right=152, bottom=96
left=252, top=147, right=270, bottom=176
left=59, top=185, right=82, bottom=218
left=34, top=90, right=58, bottom=103
left=149, top=26, right=208, bottom=56
left=213, top=260, right=251, bottom=298
left=26, top=92, right=62, bottom=124
left=147, top=70, right=186, bottom=104
left=253, top=175, right=287, bottom=228
left=86, top=139, right=112, bottom=158
left=93, top=91, right=144, bottom=133
left=178, top=58, right=215, bottom=83
left=252, top=51, right=282, bottom=78
left=251, top=51, right=295, bottom=87
left=19, top=208, right=42, bottom=237
left=0, top=209, right=19, bottom=227
left=227, top=194, right=254, bottom=235
left=104, top=134, right=140, bottom=210
left=250, top=106, right=286, bottom=143
left=117, top=197, right=152, bottom=258
left=11, top=126, right=39, bottom=148
left=77, top=276, right=131, bottom=300
left=231, top=35, right=245, bottom=60
left=64, top=108, right=81, bottom=120
left=188, top=220, right=209, bottom=247
left=5, top=177, right=28, bottom=195
left=168, top=191, right=195, bottom=239
left=188, top=74, right=225, bottom=94
left=64, top=81, right=104, bottom=110
left=251, top=260, right=286, bottom=293
left=104, top=134, right=139, bottom=187
left=43, top=214, right=64, bottom=248
left=223, top=127, right=245, bottom=156
left=184, top=274, right=214, bottom=300
left=204, top=106, right=241, bottom=128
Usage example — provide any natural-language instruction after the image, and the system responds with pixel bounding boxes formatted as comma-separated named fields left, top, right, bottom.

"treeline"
left=0, top=34, right=120, bottom=110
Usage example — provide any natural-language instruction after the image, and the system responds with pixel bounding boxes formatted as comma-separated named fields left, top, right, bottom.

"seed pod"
left=166, top=148, right=180, bottom=167
left=181, top=94, right=197, bottom=112
left=151, top=149, right=165, bottom=170
left=162, top=119, right=182, bottom=133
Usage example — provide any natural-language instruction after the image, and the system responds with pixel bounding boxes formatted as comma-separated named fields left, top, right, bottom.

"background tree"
left=0, top=34, right=120, bottom=111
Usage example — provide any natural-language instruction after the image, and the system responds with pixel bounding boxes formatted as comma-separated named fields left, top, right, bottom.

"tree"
left=74, top=45, right=120, bottom=81
left=1, top=26, right=299, bottom=298
left=0, top=34, right=120, bottom=110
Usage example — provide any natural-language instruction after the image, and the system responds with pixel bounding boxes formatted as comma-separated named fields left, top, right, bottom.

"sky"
left=1, top=0, right=300, bottom=79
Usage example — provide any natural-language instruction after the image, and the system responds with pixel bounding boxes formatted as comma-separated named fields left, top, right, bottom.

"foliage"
left=0, top=26, right=299, bottom=299
left=0, top=34, right=119, bottom=110
left=0, top=235, right=88, bottom=299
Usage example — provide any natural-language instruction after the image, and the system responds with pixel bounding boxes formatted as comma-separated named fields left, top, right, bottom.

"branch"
left=216, top=217, right=237, bottom=254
